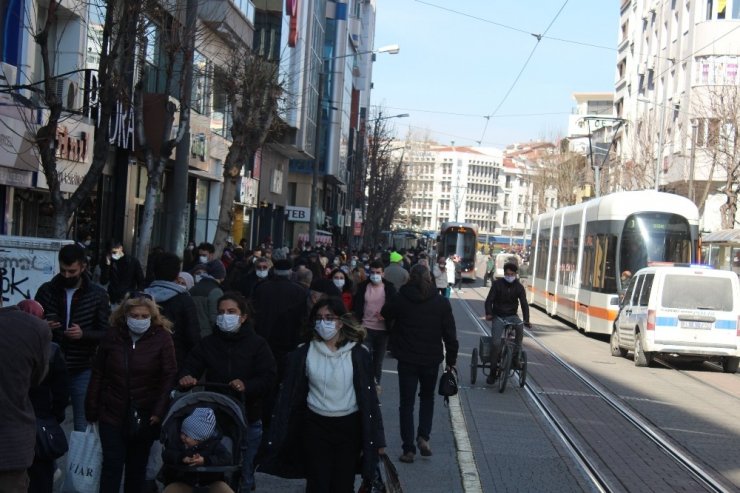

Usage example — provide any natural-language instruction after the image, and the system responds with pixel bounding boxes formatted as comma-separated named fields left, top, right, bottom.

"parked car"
left=610, top=264, right=740, bottom=373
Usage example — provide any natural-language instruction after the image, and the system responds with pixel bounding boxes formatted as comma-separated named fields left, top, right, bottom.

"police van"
left=610, top=264, right=740, bottom=372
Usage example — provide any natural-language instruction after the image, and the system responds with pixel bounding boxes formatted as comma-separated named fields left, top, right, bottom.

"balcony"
left=199, top=0, right=255, bottom=48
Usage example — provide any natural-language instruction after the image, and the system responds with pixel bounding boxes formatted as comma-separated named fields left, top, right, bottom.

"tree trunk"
left=213, top=173, right=240, bottom=257
left=136, top=156, right=167, bottom=272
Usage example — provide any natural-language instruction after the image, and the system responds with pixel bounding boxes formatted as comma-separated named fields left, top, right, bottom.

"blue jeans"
left=397, top=361, right=438, bottom=454
left=241, top=420, right=262, bottom=490
left=364, top=329, right=389, bottom=384
left=69, top=369, right=92, bottom=432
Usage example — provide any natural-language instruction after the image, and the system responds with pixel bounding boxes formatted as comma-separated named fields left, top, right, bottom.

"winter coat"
left=100, top=254, right=144, bottom=304
left=29, top=342, right=69, bottom=423
left=0, top=309, right=51, bottom=471
left=432, top=264, right=448, bottom=289
left=35, top=273, right=110, bottom=372
left=85, top=324, right=177, bottom=426
left=383, top=263, right=409, bottom=292
left=145, top=280, right=201, bottom=368
left=381, top=284, right=459, bottom=367
left=161, top=435, right=232, bottom=487
left=260, top=342, right=385, bottom=482
left=236, top=271, right=269, bottom=301
left=189, top=278, right=223, bottom=338
left=445, top=258, right=456, bottom=284
left=179, top=322, right=276, bottom=423
left=352, top=279, right=396, bottom=322
left=252, top=277, right=308, bottom=356
left=484, top=277, right=530, bottom=323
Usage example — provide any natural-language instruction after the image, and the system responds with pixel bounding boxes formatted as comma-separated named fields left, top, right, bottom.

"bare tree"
left=8, top=0, right=145, bottom=237
left=615, top=118, right=660, bottom=192
left=363, top=111, right=408, bottom=248
left=531, top=140, right=587, bottom=207
left=211, top=48, right=284, bottom=255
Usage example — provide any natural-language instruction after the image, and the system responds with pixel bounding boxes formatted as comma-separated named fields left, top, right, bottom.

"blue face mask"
left=504, top=275, right=516, bottom=283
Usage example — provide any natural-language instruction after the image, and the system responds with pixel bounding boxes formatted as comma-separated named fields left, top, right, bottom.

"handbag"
left=437, top=366, right=458, bottom=405
left=358, top=455, right=403, bottom=493
left=62, top=424, right=102, bottom=493
left=35, top=416, right=69, bottom=460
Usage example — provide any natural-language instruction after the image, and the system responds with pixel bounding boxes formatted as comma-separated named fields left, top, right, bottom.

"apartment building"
left=615, top=0, right=740, bottom=230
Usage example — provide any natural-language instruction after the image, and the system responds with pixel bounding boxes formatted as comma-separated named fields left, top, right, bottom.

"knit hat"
left=17, top=299, right=45, bottom=319
left=206, top=260, right=226, bottom=281
left=181, top=408, right=217, bottom=441
left=177, top=272, right=195, bottom=290
left=274, top=258, right=293, bottom=277
left=390, top=251, right=403, bottom=263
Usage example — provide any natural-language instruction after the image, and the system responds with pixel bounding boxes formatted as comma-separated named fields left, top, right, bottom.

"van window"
left=638, top=273, right=654, bottom=306
left=661, top=275, right=735, bottom=311
left=631, top=275, right=645, bottom=305
left=622, top=276, right=638, bottom=306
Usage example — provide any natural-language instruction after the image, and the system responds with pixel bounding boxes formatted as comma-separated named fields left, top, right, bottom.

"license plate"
left=680, top=320, right=712, bottom=329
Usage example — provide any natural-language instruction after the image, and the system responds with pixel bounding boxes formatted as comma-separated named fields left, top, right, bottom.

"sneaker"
left=375, top=384, right=382, bottom=397
left=399, top=451, right=415, bottom=463
left=416, top=437, right=432, bottom=457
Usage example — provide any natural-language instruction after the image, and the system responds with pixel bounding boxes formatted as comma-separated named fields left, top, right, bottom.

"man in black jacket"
left=484, top=262, right=530, bottom=384
left=100, top=240, right=144, bottom=305
left=35, top=244, right=110, bottom=431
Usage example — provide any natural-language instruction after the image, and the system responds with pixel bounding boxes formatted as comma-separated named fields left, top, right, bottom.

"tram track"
left=455, top=286, right=737, bottom=493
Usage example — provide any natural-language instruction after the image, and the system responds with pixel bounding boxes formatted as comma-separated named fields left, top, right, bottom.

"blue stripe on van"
left=656, top=317, right=677, bottom=327
left=715, top=320, right=737, bottom=330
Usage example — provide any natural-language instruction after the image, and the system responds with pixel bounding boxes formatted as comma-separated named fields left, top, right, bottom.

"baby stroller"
left=160, top=383, right=247, bottom=492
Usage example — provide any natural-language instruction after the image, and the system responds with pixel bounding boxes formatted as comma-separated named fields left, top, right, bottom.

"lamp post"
left=309, top=44, right=400, bottom=247
left=576, top=116, right=625, bottom=197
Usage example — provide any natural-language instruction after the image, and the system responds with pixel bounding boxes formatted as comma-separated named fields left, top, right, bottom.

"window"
left=192, top=51, right=209, bottom=115
left=662, top=275, right=734, bottom=310
left=638, top=273, right=654, bottom=306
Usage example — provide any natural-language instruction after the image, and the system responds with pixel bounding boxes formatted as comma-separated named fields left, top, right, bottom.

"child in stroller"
left=160, top=387, right=247, bottom=493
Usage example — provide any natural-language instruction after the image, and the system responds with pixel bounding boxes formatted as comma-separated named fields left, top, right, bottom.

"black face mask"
left=61, top=275, right=80, bottom=288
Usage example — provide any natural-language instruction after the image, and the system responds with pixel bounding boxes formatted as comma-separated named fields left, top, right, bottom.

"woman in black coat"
left=381, top=264, right=458, bottom=464
left=261, top=297, right=386, bottom=492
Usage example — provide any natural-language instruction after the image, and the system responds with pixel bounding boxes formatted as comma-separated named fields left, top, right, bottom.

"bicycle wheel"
left=498, top=344, right=512, bottom=393
left=470, top=347, right=478, bottom=385
left=518, top=350, right=527, bottom=388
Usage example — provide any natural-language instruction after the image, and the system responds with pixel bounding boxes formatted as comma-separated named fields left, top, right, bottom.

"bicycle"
left=470, top=320, right=528, bottom=393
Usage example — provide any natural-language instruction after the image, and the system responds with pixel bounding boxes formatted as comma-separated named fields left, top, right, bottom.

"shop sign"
left=0, top=166, right=33, bottom=187
left=240, top=177, right=258, bottom=207
left=286, top=206, right=310, bottom=222
left=0, top=116, right=36, bottom=172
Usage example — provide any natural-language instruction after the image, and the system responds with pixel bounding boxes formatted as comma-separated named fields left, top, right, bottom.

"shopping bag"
left=378, top=454, right=403, bottom=493
left=62, top=424, right=103, bottom=493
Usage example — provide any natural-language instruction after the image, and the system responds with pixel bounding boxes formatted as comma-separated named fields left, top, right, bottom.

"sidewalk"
left=254, top=354, right=465, bottom=492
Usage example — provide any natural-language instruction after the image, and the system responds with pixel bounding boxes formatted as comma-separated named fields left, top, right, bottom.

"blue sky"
left=370, top=0, right=620, bottom=148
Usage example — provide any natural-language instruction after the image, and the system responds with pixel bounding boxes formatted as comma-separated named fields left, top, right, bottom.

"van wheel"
left=610, top=328, right=627, bottom=358
left=722, top=357, right=739, bottom=374
left=634, top=335, right=653, bottom=367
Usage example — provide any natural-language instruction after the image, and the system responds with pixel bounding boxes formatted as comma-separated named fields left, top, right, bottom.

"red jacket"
left=86, top=324, right=177, bottom=426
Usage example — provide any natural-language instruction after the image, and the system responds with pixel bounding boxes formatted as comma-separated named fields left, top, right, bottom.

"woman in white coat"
left=444, top=256, right=456, bottom=289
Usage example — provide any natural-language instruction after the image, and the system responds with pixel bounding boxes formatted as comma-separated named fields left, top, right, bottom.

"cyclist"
left=484, top=262, right=530, bottom=384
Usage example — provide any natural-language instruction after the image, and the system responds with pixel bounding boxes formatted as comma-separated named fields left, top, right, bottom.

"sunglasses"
left=128, top=291, right=153, bottom=301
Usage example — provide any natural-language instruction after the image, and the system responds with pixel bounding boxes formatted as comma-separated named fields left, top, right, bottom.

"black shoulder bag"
left=35, top=345, right=69, bottom=460
left=437, top=366, right=458, bottom=406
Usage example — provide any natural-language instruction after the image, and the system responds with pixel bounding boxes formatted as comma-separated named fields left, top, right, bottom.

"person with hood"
left=381, top=264, right=458, bottom=464
left=352, top=261, right=396, bottom=388
left=383, top=251, right=409, bottom=292
left=190, top=261, right=226, bottom=338
left=85, top=292, right=177, bottom=492
left=178, top=293, right=276, bottom=493
left=484, top=262, right=530, bottom=385
left=144, top=252, right=200, bottom=368
left=35, top=243, right=110, bottom=431
left=261, top=297, right=386, bottom=492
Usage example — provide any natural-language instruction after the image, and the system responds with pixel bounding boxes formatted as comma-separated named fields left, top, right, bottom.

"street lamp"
left=309, top=45, right=400, bottom=247
left=576, top=116, right=625, bottom=197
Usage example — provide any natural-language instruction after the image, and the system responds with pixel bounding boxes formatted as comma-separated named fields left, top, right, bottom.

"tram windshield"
left=440, top=228, right=476, bottom=264
left=619, top=212, right=692, bottom=278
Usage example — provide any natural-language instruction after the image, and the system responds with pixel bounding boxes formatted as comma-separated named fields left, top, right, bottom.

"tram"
left=438, top=222, right=479, bottom=280
left=527, top=191, right=700, bottom=334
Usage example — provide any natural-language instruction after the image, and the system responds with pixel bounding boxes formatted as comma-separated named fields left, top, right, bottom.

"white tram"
left=527, top=191, right=700, bottom=334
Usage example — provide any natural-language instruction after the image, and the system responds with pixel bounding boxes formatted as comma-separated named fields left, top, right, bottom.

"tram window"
left=562, top=225, right=579, bottom=287
left=581, top=235, right=595, bottom=289
left=638, top=273, right=654, bottom=306
left=549, top=227, right=560, bottom=281
left=592, top=234, right=617, bottom=293
left=537, top=229, right=550, bottom=277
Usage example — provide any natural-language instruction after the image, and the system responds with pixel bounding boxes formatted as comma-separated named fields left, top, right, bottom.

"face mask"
left=351, top=260, right=357, bottom=268
left=194, top=274, right=203, bottom=284
left=199, top=255, right=208, bottom=264
left=217, top=314, right=241, bottom=333
left=370, top=274, right=382, bottom=284
left=187, top=245, right=194, bottom=251
left=111, top=252, right=123, bottom=260
left=83, top=240, right=91, bottom=247
left=61, top=275, right=80, bottom=288
left=504, top=275, right=516, bottom=283
left=333, top=279, right=345, bottom=289
left=127, top=317, right=151, bottom=334
left=256, top=269, right=269, bottom=279
left=333, top=259, right=340, bottom=266
left=315, top=320, right=338, bottom=341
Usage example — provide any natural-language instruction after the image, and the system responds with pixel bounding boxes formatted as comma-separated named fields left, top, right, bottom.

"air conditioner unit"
left=637, top=62, right=646, bottom=76
left=646, top=58, right=655, bottom=71
left=349, top=18, right=361, bottom=48
left=0, top=62, right=17, bottom=86
left=54, top=78, right=78, bottom=110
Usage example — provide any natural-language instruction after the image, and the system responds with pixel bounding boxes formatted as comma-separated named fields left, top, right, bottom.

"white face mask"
left=504, top=275, right=516, bottom=283
left=315, top=320, right=338, bottom=341
left=256, top=269, right=269, bottom=279
left=216, top=314, right=241, bottom=333
left=333, top=279, right=345, bottom=289
left=199, top=255, right=209, bottom=264
left=127, top=317, right=151, bottom=334
left=370, top=274, right=382, bottom=284
left=194, top=274, right=203, bottom=284
left=111, top=252, right=123, bottom=260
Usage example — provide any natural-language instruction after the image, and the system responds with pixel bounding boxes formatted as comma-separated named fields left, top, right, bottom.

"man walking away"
left=0, top=306, right=51, bottom=493
left=190, top=260, right=226, bottom=337
left=100, top=241, right=144, bottom=306
left=383, top=251, right=409, bottom=292
left=35, top=244, right=110, bottom=431
left=483, top=254, right=495, bottom=287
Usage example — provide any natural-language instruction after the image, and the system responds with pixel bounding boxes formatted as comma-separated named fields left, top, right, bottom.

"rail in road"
left=455, top=286, right=738, bottom=493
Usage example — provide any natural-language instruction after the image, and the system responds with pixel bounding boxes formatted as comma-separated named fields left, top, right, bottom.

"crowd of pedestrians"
left=0, top=239, right=460, bottom=493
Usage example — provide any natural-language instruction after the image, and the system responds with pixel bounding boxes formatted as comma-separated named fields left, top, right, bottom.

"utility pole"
left=309, top=71, right=325, bottom=247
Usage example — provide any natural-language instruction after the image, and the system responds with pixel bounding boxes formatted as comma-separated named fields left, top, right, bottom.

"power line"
left=373, top=104, right=570, bottom=119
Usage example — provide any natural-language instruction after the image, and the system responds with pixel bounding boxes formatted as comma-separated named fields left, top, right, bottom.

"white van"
left=494, top=253, right=521, bottom=279
left=610, top=265, right=740, bottom=372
